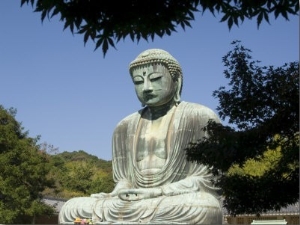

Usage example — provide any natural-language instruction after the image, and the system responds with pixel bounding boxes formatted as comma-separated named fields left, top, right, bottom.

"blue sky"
left=0, top=1, right=298, bottom=160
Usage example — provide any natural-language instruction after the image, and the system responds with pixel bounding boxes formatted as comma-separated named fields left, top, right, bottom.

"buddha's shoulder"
left=179, top=101, right=217, bottom=115
left=115, top=110, right=141, bottom=127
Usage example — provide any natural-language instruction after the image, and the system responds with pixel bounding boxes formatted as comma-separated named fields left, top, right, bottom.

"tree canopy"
left=0, top=107, right=114, bottom=222
left=20, top=0, right=299, bottom=55
left=185, top=40, right=299, bottom=215
left=0, top=106, right=55, bottom=224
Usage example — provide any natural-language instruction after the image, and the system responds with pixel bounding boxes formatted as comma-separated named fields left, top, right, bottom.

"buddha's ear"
left=174, top=77, right=181, bottom=105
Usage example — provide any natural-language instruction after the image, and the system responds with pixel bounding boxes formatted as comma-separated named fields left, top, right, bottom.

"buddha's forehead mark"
left=143, top=71, right=146, bottom=76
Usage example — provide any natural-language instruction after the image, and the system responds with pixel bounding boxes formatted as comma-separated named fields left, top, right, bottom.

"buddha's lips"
left=144, top=94, right=156, bottom=100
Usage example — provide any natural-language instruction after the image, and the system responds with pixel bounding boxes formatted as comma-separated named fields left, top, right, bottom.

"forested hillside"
left=43, top=150, right=114, bottom=199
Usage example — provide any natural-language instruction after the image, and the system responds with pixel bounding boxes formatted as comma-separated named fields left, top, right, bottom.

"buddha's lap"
left=61, top=191, right=221, bottom=215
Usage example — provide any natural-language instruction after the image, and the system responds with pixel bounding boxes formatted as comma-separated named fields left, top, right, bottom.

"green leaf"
left=220, top=13, right=230, bottom=23
left=141, top=31, right=148, bottom=41
left=166, top=28, right=171, bottom=36
left=263, top=11, right=270, bottom=24
left=102, top=38, right=109, bottom=56
left=41, top=10, right=47, bottom=22
left=83, top=31, right=90, bottom=45
left=240, top=14, right=245, bottom=23
left=77, top=25, right=87, bottom=34
left=187, top=10, right=195, bottom=20
left=136, top=33, right=141, bottom=42
left=184, top=19, right=192, bottom=28
left=150, top=32, right=155, bottom=41
left=107, top=37, right=116, bottom=49
left=179, top=20, right=187, bottom=30
left=295, top=3, right=300, bottom=12
left=274, top=8, right=280, bottom=19
left=20, top=0, right=27, bottom=7
left=94, top=37, right=103, bottom=51
left=257, top=12, right=263, bottom=28
left=129, top=31, right=135, bottom=42
left=281, top=10, right=289, bottom=20
left=233, top=15, right=239, bottom=27
left=228, top=17, right=233, bottom=30
left=74, top=18, right=82, bottom=30
left=51, top=7, right=60, bottom=18
left=64, top=19, right=74, bottom=32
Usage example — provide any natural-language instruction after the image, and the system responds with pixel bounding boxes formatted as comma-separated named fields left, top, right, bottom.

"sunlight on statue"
left=59, top=49, right=223, bottom=224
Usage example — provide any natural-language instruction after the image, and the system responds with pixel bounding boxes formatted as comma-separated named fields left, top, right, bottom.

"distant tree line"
left=43, top=149, right=114, bottom=199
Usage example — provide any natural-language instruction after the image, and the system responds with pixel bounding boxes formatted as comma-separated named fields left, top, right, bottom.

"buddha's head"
left=129, top=49, right=183, bottom=107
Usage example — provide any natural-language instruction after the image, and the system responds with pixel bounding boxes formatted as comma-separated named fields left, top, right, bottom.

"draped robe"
left=59, top=101, right=223, bottom=224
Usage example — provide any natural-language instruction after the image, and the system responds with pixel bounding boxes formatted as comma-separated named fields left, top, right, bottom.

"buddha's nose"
left=143, top=80, right=153, bottom=92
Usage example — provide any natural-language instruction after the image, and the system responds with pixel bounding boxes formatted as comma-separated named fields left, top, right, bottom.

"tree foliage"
left=20, top=0, right=299, bottom=55
left=0, top=106, right=55, bottom=224
left=43, top=150, right=114, bottom=199
left=0, top=108, right=114, bottom=221
left=185, top=40, right=299, bottom=215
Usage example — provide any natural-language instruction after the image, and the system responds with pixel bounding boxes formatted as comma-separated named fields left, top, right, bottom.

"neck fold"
left=147, top=100, right=178, bottom=120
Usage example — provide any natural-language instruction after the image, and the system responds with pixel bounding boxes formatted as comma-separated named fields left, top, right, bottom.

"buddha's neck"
left=147, top=100, right=177, bottom=120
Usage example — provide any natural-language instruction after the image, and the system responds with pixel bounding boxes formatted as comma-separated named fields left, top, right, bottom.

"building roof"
left=222, top=201, right=299, bottom=216
left=43, top=197, right=67, bottom=213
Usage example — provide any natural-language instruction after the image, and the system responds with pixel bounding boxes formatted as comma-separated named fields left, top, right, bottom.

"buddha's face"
left=131, top=63, right=177, bottom=107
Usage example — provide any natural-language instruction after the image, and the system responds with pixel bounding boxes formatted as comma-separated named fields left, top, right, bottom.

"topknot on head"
left=129, top=49, right=182, bottom=81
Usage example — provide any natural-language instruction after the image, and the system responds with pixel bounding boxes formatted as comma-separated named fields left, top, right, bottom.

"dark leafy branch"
left=20, top=0, right=299, bottom=56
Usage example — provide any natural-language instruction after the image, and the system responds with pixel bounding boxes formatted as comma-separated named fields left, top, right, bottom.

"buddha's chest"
left=135, top=113, right=173, bottom=162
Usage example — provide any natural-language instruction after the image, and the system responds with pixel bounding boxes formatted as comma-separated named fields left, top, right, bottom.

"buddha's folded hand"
left=90, top=192, right=110, bottom=198
left=118, top=188, right=162, bottom=201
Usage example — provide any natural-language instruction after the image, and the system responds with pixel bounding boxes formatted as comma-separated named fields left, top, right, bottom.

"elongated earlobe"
left=173, top=79, right=182, bottom=105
